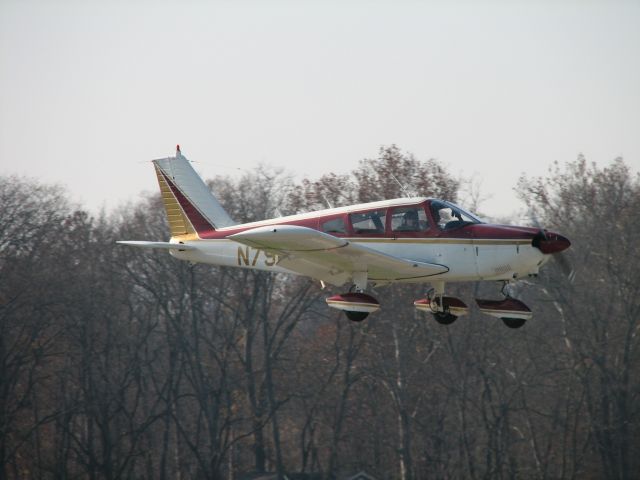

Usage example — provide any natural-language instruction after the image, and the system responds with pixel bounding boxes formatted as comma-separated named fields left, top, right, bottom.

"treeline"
left=1, top=147, right=638, bottom=479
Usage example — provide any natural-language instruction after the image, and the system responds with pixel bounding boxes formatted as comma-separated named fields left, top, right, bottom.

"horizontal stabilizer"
left=116, top=241, right=196, bottom=250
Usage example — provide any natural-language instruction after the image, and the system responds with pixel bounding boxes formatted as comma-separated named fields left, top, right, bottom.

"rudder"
left=153, top=146, right=236, bottom=238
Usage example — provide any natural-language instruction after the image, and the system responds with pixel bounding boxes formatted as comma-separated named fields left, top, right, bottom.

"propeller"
left=553, top=248, right=575, bottom=282
left=529, top=212, right=575, bottom=283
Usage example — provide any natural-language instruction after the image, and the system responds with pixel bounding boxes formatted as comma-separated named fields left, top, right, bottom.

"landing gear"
left=433, top=311, right=457, bottom=325
left=502, top=317, right=527, bottom=329
left=476, top=282, right=532, bottom=329
left=414, top=282, right=468, bottom=326
left=325, top=273, right=380, bottom=322
left=326, top=277, right=533, bottom=328
left=326, top=292, right=380, bottom=321
left=345, top=310, right=369, bottom=322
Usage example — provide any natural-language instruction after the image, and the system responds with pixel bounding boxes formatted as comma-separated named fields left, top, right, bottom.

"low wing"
left=228, top=225, right=448, bottom=286
left=116, top=241, right=196, bottom=250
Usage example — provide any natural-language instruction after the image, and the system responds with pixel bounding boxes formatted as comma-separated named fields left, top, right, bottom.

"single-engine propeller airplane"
left=118, top=146, right=571, bottom=328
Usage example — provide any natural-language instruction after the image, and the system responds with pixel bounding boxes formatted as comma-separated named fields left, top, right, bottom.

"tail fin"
left=153, top=146, right=236, bottom=237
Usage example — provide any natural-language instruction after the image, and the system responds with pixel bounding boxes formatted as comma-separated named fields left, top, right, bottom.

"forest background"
left=1, top=146, right=638, bottom=479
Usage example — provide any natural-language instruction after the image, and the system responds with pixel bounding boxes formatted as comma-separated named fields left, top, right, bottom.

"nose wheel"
left=475, top=283, right=532, bottom=329
left=501, top=317, right=527, bottom=329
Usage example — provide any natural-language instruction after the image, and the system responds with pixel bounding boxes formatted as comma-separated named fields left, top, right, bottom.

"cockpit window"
left=430, top=200, right=483, bottom=230
left=391, top=206, right=429, bottom=232
left=321, top=217, right=346, bottom=234
left=349, top=210, right=386, bottom=234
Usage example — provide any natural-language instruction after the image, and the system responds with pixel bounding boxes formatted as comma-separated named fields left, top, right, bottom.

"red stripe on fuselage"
left=205, top=219, right=542, bottom=242
left=176, top=195, right=548, bottom=244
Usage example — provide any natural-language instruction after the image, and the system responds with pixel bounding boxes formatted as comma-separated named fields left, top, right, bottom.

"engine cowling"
left=532, top=230, right=571, bottom=254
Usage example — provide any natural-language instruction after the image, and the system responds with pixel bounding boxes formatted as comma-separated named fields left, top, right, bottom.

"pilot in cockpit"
left=437, top=208, right=458, bottom=229
left=431, top=200, right=483, bottom=230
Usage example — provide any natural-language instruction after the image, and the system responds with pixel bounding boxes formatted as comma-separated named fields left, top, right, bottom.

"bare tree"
left=519, top=156, right=640, bottom=479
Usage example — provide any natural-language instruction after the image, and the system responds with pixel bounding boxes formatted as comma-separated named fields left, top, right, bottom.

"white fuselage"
left=170, top=237, right=547, bottom=285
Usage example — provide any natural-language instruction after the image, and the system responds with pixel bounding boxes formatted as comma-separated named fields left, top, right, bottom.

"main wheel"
left=345, top=310, right=369, bottom=322
left=502, top=317, right=526, bottom=329
left=433, top=312, right=457, bottom=325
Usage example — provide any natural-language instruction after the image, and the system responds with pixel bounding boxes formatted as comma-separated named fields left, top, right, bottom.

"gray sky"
left=1, top=0, right=638, bottom=219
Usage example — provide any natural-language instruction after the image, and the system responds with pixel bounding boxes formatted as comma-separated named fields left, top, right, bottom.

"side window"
left=431, top=201, right=468, bottom=230
left=321, top=217, right=346, bottom=234
left=349, top=210, right=386, bottom=234
left=391, top=206, right=429, bottom=232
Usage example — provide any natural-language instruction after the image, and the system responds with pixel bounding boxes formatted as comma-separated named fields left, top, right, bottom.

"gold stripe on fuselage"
left=170, top=236, right=531, bottom=247
left=347, top=237, right=531, bottom=246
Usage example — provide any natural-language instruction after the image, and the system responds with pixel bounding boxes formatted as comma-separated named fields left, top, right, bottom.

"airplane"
left=117, top=146, right=571, bottom=328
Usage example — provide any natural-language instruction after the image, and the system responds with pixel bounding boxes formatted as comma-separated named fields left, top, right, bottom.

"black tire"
left=502, top=317, right=526, bottom=329
left=433, top=312, right=457, bottom=325
left=345, top=310, right=369, bottom=322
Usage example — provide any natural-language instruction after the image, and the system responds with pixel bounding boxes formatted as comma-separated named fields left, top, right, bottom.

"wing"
left=228, top=225, right=448, bottom=286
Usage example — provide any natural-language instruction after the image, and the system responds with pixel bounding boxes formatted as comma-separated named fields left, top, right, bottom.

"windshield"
left=430, top=200, right=483, bottom=230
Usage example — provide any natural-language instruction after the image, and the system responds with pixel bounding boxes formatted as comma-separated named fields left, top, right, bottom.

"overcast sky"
left=1, top=0, right=638, bottom=219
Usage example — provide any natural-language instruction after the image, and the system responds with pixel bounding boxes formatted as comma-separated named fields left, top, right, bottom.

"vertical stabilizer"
left=153, top=146, right=236, bottom=237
